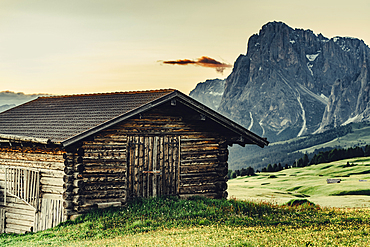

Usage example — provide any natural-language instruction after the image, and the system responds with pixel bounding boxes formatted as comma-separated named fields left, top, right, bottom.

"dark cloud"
left=161, top=56, right=232, bottom=74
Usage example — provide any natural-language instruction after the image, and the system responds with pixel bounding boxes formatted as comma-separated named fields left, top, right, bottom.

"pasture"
left=1, top=157, right=370, bottom=246
left=228, top=157, right=370, bottom=208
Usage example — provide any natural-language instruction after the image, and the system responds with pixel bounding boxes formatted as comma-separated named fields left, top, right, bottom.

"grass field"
left=2, top=157, right=370, bottom=246
left=228, top=156, right=370, bottom=208
left=1, top=196, right=370, bottom=246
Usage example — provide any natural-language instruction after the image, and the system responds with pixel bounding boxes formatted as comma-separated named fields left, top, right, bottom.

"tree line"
left=228, top=144, right=370, bottom=178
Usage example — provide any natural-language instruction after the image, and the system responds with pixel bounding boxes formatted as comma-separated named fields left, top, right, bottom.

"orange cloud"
left=161, top=56, right=231, bottom=74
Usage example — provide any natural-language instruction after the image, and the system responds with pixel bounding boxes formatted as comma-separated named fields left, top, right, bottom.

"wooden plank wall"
left=0, top=149, right=64, bottom=233
left=101, top=105, right=228, bottom=199
left=126, top=135, right=179, bottom=199
left=63, top=103, right=230, bottom=218
left=0, top=195, right=35, bottom=234
left=35, top=197, right=63, bottom=232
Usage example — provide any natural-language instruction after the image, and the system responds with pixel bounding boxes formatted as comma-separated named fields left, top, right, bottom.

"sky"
left=0, top=0, right=369, bottom=95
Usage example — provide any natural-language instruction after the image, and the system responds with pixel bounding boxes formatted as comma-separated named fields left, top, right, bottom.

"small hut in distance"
left=0, top=89, right=268, bottom=234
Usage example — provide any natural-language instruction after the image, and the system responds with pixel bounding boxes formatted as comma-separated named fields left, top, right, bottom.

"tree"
left=246, top=166, right=255, bottom=176
left=240, top=168, right=248, bottom=176
left=227, top=170, right=233, bottom=179
left=365, top=145, right=370, bottom=156
left=272, top=163, right=277, bottom=172
left=262, top=167, right=267, bottom=172
left=296, top=158, right=303, bottom=167
left=316, top=153, right=326, bottom=164
left=278, top=163, right=283, bottom=171
left=310, top=154, right=317, bottom=165
left=231, top=171, right=237, bottom=179
left=302, top=154, right=309, bottom=167
left=354, top=146, right=364, bottom=157
left=267, top=164, right=273, bottom=172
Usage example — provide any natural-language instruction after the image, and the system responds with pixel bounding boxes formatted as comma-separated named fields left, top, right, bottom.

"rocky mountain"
left=189, top=79, right=225, bottom=110
left=203, top=21, right=370, bottom=142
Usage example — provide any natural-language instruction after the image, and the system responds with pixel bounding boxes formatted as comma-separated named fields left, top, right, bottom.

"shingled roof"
left=0, top=89, right=268, bottom=147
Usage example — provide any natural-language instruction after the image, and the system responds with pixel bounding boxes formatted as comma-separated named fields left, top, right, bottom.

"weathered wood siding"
left=180, top=136, right=228, bottom=199
left=0, top=147, right=64, bottom=233
left=127, top=135, right=180, bottom=198
left=0, top=195, right=35, bottom=234
left=62, top=135, right=127, bottom=219
left=117, top=105, right=229, bottom=199
left=62, top=103, right=230, bottom=219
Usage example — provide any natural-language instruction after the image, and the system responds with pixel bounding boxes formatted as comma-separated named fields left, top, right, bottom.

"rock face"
left=213, top=21, right=370, bottom=142
left=189, top=79, right=225, bottom=110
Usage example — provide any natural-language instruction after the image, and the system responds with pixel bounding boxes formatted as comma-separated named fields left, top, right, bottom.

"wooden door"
left=127, top=135, right=180, bottom=199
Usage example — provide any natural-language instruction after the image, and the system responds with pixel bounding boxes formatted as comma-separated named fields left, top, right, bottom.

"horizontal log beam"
left=5, top=223, right=32, bottom=233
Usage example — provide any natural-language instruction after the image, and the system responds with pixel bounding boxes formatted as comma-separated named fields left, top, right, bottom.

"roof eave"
left=61, top=90, right=269, bottom=148
left=0, top=134, right=53, bottom=145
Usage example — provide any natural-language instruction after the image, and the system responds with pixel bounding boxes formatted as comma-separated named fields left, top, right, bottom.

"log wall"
left=62, top=137, right=127, bottom=219
left=68, top=103, right=229, bottom=209
left=0, top=102, right=233, bottom=228
left=180, top=137, right=228, bottom=199
left=0, top=146, right=64, bottom=233
left=112, top=104, right=229, bottom=199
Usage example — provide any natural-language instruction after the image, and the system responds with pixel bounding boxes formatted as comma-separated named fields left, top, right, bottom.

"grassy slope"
left=1, top=196, right=370, bottom=246
left=2, top=157, right=370, bottom=246
left=228, top=156, right=370, bottom=208
left=294, top=125, right=370, bottom=154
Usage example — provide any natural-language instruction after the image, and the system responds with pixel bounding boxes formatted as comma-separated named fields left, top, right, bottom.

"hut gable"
left=0, top=89, right=268, bottom=234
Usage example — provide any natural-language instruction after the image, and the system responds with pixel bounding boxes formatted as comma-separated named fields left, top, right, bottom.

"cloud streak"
left=161, top=56, right=232, bottom=74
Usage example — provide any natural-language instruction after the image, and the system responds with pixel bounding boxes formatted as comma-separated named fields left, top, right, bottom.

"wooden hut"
left=0, top=89, right=268, bottom=234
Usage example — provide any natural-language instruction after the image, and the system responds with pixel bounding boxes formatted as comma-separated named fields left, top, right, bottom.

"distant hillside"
left=0, top=104, right=15, bottom=113
left=229, top=122, right=370, bottom=171
left=0, top=91, right=49, bottom=112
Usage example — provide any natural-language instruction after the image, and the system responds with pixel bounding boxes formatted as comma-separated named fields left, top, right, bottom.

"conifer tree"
left=273, top=163, right=278, bottom=172
left=365, top=145, right=370, bottom=156
left=278, top=163, right=282, bottom=171
left=302, top=154, right=309, bottom=167
left=267, top=164, right=273, bottom=172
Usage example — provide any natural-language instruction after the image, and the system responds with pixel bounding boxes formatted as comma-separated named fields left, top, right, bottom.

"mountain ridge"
left=191, top=21, right=370, bottom=143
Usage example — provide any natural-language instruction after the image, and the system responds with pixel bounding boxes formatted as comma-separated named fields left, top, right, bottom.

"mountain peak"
left=192, top=22, right=370, bottom=142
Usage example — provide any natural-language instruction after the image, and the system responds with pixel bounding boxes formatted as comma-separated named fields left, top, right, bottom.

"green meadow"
left=228, top=156, right=370, bottom=208
left=1, top=196, right=370, bottom=246
left=1, top=157, right=370, bottom=246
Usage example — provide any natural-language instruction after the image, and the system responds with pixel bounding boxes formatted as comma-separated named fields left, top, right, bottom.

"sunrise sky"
left=0, top=0, right=369, bottom=95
